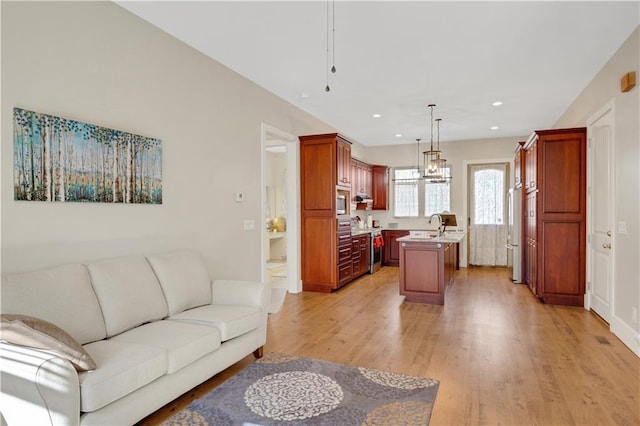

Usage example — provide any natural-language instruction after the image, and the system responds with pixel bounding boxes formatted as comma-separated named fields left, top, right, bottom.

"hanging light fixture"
left=422, top=104, right=443, bottom=181
left=413, top=138, right=422, bottom=180
left=423, top=105, right=452, bottom=183
left=432, top=118, right=451, bottom=183
left=325, top=0, right=337, bottom=92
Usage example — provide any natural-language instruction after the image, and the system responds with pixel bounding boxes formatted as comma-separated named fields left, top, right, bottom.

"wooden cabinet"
left=524, top=192, right=537, bottom=294
left=336, top=138, right=352, bottom=188
left=522, top=128, right=586, bottom=306
left=371, top=165, right=389, bottom=210
left=524, top=138, right=537, bottom=193
left=398, top=239, right=457, bottom=305
left=351, top=160, right=388, bottom=210
left=382, top=230, right=410, bottom=266
left=299, top=133, right=353, bottom=292
left=351, top=159, right=372, bottom=200
left=514, top=141, right=525, bottom=189
left=351, top=234, right=371, bottom=279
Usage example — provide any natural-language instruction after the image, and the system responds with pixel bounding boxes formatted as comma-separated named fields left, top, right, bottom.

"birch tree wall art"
left=13, top=108, right=162, bottom=204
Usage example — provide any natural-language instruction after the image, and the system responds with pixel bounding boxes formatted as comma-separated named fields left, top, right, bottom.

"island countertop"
left=397, top=231, right=465, bottom=244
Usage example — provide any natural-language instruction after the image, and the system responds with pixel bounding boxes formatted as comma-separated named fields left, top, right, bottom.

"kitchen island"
left=397, top=232, right=465, bottom=304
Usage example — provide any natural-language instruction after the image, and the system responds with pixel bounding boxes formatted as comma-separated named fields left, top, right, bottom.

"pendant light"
left=432, top=118, right=451, bottom=183
left=325, top=0, right=336, bottom=92
left=422, top=104, right=442, bottom=181
left=423, top=105, right=452, bottom=183
left=413, top=138, right=422, bottom=180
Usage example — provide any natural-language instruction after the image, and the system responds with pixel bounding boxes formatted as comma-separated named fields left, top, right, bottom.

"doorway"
left=261, top=124, right=300, bottom=295
left=586, top=99, right=615, bottom=322
left=467, top=162, right=509, bottom=266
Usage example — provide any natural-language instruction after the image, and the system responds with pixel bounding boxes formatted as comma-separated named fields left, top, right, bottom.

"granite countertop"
left=397, top=231, right=466, bottom=244
left=351, top=228, right=383, bottom=236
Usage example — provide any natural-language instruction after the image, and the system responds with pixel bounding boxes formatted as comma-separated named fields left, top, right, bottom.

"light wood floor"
left=139, top=266, right=640, bottom=425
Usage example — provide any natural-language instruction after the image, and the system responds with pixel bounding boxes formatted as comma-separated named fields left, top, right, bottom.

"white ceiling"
left=117, top=1, right=639, bottom=147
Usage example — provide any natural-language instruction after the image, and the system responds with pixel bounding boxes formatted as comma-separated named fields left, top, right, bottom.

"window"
left=393, top=167, right=451, bottom=217
left=424, top=167, right=451, bottom=216
left=472, top=168, right=504, bottom=225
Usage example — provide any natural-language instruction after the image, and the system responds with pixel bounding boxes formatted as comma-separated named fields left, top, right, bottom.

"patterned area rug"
left=162, top=353, right=439, bottom=425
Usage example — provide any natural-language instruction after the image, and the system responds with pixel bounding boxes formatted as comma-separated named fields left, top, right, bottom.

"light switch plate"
left=236, top=192, right=244, bottom=202
left=618, top=221, right=628, bottom=234
left=243, top=219, right=255, bottom=231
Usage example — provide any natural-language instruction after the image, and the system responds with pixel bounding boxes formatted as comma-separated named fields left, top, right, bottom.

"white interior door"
left=587, top=100, right=615, bottom=322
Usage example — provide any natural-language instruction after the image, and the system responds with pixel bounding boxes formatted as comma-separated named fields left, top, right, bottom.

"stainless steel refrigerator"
left=506, top=188, right=522, bottom=283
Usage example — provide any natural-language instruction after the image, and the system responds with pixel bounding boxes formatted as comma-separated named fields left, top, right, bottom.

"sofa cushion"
left=0, top=314, right=96, bottom=371
left=111, top=320, right=221, bottom=374
left=87, top=256, right=168, bottom=337
left=147, top=250, right=212, bottom=316
left=79, top=340, right=167, bottom=412
left=167, top=305, right=261, bottom=341
left=1, top=264, right=106, bottom=344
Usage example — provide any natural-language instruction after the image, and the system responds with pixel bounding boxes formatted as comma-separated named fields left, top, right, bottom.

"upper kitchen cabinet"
left=514, top=141, right=525, bottom=189
left=299, top=133, right=352, bottom=212
left=336, top=137, right=352, bottom=188
left=524, top=137, right=537, bottom=193
left=371, top=165, right=389, bottom=210
left=351, top=159, right=372, bottom=200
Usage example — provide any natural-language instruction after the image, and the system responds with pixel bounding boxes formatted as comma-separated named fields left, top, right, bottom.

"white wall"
left=1, top=2, right=333, bottom=278
left=554, top=26, right=640, bottom=353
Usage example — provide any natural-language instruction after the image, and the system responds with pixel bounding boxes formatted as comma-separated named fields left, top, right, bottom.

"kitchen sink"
left=408, top=231, right=438, bottom=240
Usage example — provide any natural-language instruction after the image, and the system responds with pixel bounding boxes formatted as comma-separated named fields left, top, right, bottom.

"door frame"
left=461, top=157, right=513, bottom=268
left=585, top=98, right=616, bottom=318
left=261, top=123, right=301, bottom=293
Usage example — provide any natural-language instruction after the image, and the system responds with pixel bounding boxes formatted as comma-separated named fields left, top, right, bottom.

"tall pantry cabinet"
left=299, top=133, right=352, bottom=293
left=523, top=128, right=587, bottom=306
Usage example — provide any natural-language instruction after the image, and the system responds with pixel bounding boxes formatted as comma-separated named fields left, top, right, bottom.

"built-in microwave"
left=336, top=194, right=347, bottom=214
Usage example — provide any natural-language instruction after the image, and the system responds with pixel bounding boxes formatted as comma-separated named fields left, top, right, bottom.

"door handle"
left=602, top=243, right=611, bottom=249
left=607, top=230, right=612, bottom=237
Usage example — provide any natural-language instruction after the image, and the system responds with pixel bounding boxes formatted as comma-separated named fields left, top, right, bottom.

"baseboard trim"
left=610, top=314, right=640, bottom=357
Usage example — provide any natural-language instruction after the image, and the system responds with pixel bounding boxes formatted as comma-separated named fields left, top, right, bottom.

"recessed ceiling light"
left=490, top=126, right=499, bottom=130
left=372, top=114, right=381, bottom=118
left=300, top=92, right=310, bottom=99
left=492, top=101, right=503, bottom=106
left=395, top=134, right=403, bottom=138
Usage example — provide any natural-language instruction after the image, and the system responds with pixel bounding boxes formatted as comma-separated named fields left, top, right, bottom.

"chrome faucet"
left=429, top=213, right=443, bottom=237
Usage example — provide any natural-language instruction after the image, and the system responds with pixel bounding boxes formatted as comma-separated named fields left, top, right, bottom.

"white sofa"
left=0, top=250, right=269, bottom=425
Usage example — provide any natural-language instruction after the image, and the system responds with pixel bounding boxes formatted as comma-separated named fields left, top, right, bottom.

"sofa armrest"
left=0, top=342, right=80, bottom=426
left=211, top=280, right=269, bottom=310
